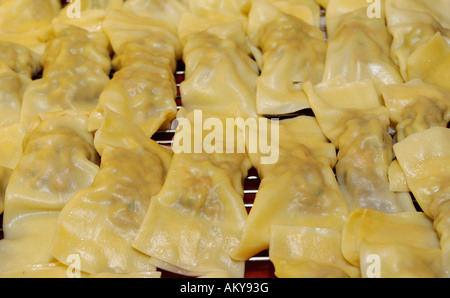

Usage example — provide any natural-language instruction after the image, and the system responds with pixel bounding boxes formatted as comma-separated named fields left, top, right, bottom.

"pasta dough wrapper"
left=394, top=127, right=450, bottom=276
left=304, top=80, right=415, bottom=213
left=270, top=225, right=359, bottom=278
left=0, top=41, right=41, bottom=77
left=385, top=0, right=450, bottom=90
left=324, top=0, right=403, bottom=92
left=232, top=116, right=355, bottom=277
left=342, top=208, right=445, bottom=277
left=51, top=144, right=170, bottom=274
left=20, top=24, right=111, bottom=131
left=0, top=111, right=99, bottom=273
left=183, top=0, right=250, bottom=29
left=180, top=22, right=259, bottom=118
left=51, top=108, right=171, bottom=274
left=232, top=116, right=348, bottom=260
left=0, top=0, right=61, bottom=55
left=260, top=0, right=322, bottom=28
left=133, top=110, right=251, bottom=277
left=89, top=8, right=180, bottom=137
left=0, top=63, right=31, bottom=128
left=0, top=64, right=30, bottom=170
left=381, top=79, right=450, bottom=142
left=247, top=0, right=326, bottom=115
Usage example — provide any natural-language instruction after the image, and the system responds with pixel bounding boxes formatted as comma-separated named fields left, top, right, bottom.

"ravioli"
left=51, top=110, right=172, bottom=275
left=247, top=0, right=326, bottom=116
left=0, top=64, right=30, bottom=170
left=382, top=79, right=450, bottom=142
left=304, top=79, right=415, bottom=213
left=231, top=116, right=357, bottom=277
left=184, top=0, right=250, bottom=28
left=385, top=0, right=450, bottom=90
left=20, top=23, right=111, bottom=131
left=394, top=127, right=450, bottom=277
left=88, top=7, right=181, bottom=137
left=0, top=41, right=41, bottom=78
left=323, top=0, right=403, bottom=92
left=270, top=225, right=359, bottom=278
left=0, top=42, right=42, bottom=170
left=133, top=110, right=251, bottom=277
left=0, top=0, right=61, bottom=55
left=180, top=21, right=259, bottom=118
left=0, top=111, right=99, bottom=274
left=342, top=208, right=445, bottom=277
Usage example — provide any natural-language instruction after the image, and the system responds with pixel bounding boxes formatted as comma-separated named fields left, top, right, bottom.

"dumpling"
left=254, top=0, right=322, bottom=28
left=133, top=109, right=251, bottom=277
left=0, top=64, right=30, bottom=170
left=124, top=0, right=186, bottom=31
left=88, top=7, right=181, bottom=137
left=394, top=127, right=450, bottom=277
left=20, top=23, right=111, bottom=131
left=247, top=0, right=326, bottom=116
left=342, top=208, right=445, bottom=277
left=381, top=79, right=450, bottom=142
left=180, top=21, right=259, bottom=118
left=323, top=0, right=404, bottom=93
left=51, top=109, right=172, bottom=275
left=184, top=0, right=250, bottom=27
left=304, top=79, right=416, bottom=213
left=0, top=41, right=41, bottom=78
left=0, top=42, right=41, bottom=170
left=385, top=0, right=450, bottom=90
left=0, top=64, right=30, bottom=128
left=0, top=0, right=61, bottom=55
left=270, top=225, right=359, bottom=278
left=0, top=111, right=99, bottom=274
left=231, top=116, right=357, bottom=277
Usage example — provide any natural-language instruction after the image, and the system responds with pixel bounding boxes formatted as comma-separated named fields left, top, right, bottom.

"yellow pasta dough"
left=180, top=22, right=258, bottom=118
left=270, top=225, right=359, bottom=278
left=385, top=0, right=450, bottom=90
left=51, top=128, right=171, bottom=274
left=324, top=0, right=403, bottom=92
left=342, top=208, right=445, bottom=277
left=88, top=7, right=180, bottom=137
left=394, top=127, right=450, bottom=276
left=232, top=116, right=345, bottom=255
left=382, top=79, right=450, bottom=142
left=20, top=23, right=111, bottom=131
left=0, top=0, right=61, bottom=55
left=133, top=110, right=251, bottom=277
left=247, top=0, right=326, bottom=115
left=232, top=116, right=357, bottom=277
left=304, top=79, right=416, bottom=213
left=0, top=111, right=99, bottom=274
left=0, top=42, right=41, bottom=170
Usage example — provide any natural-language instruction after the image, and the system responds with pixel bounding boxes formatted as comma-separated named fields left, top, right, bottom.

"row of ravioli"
left=0, top=0, right=449, bottom=278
